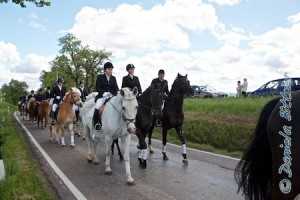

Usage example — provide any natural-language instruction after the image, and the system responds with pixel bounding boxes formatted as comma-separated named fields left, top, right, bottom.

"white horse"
left=81, top=87, right=138, bottom=185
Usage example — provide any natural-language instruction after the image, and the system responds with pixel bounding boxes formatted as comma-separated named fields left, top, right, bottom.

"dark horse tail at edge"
left=234, top=97, right=280, bottom=200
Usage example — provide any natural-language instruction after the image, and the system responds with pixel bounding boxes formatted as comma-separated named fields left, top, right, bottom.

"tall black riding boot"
left=93, top=109, right=102, bottom=131
left=75, top=110, right=79, bottom=123
left=50, top=111, right=55, bottom=125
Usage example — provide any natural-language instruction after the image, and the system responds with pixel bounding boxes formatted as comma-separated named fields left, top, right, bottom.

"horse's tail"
left=234, top=97, right=280, bottom=200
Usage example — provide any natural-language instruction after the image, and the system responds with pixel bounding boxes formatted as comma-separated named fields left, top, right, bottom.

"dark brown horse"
left=37, top=100, right=51, bottom=129
left=148, top=73, right=193, bottom=164
left=235, top=78, right=300, bottom=200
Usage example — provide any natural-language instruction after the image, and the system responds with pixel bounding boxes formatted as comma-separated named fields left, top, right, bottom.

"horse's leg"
left=104, top=136, right=113, bottom=175
left=59, top=124, right=66, bottom=146
left=121, top=134, right=134, bottom=185
left=162, top=127, right=169, bottom=160
left=136, top=130, right=147, bottom=169
left=148, top=119, right=155, bottom=154
left=111, top=138, right=123, bottom=160
left=49, top=124, right=53, bottom=142
left=85, top=126, right=93, bottom=163
left=91, top=136, right=99, bottom=164
left=69, top=122, right=75, bottom=148
left=175, top=126, right=188, bottom=164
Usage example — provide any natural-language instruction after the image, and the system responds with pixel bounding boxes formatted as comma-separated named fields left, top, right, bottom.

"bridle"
left=137, top=88, right=163, bottom=114
left=109, top=97, right=137, bottom=126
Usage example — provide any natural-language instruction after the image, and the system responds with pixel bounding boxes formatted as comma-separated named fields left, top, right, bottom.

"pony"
left=26, top=98, right=36, bottom=124
left=148, top=73, right=194, bottom=164
left=37, top=100, right=51, bottom=129
left=81, top=87, right=138, bottom=185
left=235, top=79, right=300, bottom=200
left=49, top=88, right=83, bottom=147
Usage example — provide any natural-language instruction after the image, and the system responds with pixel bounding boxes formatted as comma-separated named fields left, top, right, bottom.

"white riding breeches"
left=52, top=103, right=58, bottom=112
left=95, top=92, right=113, bottom=109
left=73, top=104, right=79, bottom=112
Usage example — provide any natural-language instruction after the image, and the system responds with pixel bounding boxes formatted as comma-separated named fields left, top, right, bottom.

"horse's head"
left=151, top=84, right=167, bottom=116
left=172, top=73, right=194, bottom=96
left=70, top=87, right=83, bottom=107
left=120, top=87, right=139, bottom=134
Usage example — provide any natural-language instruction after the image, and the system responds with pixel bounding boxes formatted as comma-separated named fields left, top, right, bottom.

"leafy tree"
left=0, top=0, right=50, bottom=7
left=40, top=33, right=112, bottom=92
left=1, top=79, right=28, bottom=104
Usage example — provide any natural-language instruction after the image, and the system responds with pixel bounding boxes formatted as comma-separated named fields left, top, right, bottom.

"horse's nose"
left=127, top=127, right=136, bottom=134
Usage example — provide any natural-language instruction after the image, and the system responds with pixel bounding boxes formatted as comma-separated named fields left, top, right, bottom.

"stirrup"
left=156, top=119, right=162, bottom=127
left=94, top=123, right=102, bottom=131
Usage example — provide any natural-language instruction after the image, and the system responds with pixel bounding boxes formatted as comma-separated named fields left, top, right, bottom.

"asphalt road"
left=14, top=112, right=244, bottom=200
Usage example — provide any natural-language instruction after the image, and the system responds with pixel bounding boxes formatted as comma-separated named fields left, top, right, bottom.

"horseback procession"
left=17, top=61, right=194, bottom=186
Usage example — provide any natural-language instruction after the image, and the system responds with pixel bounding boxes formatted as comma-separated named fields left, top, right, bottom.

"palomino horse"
left=148, top=73, right=194, bottom=164
left=27, top=98, right=36, bottom=124
left=37, top=100, right=51, bottom=129
left=235, top=78, right=300, bottom=200
left=81, top=87, right=138, bottom=185
left=49, top=88, right=83, bottom=147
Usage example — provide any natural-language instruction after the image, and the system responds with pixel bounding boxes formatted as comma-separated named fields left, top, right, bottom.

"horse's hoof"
left=87, top=158, right=92, bottom=163
left=136, top=144, right=140, bottom=149
left=105, top=171, right=112, bottom=175
left=93, top=161, right=99, bottom=165
left=127, top=181, right=135, bottom=186
left=61, top=144, right=66, bottom=147
left=70, top=145, right=75, bottom=149
left=149, top=149, right=154, bottom=154
left=139, top=161, right=147, bottom=169
left=138, top=158, right=142, bottom=163
left=119, top=156, right=124, bottom=161
left=82, top=137, right=86, bottom=140
left=163, top=155, right=169, bottom=160
left=183, top=159, right=188, bottom=165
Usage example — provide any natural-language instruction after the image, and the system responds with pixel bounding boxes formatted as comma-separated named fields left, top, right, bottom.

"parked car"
left=199, top=85, right=228, bottom=97
left=191, top=85, right=213, bottom=98
left=250, top=77, right=300, bottom=97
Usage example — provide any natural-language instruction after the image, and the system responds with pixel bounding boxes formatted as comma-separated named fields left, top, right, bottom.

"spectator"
left=241, top=78, right=248, bottom=97
left=236, top=81, right=242, bottom=98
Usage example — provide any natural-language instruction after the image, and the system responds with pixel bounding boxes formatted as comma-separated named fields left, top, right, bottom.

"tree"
left=1, top=79, right=28, bottom=104
left=0, top=0, right=50, bottom=7
left=40, top=33, right=112, bottom=92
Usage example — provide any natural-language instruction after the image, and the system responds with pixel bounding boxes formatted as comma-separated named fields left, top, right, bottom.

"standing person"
left=150, top=69, right=170, bottom=126
left=241, top=78, right=248, bottom=98
left=93, top=62, right=119, bottom=131
left=236, top=81, right=242, bottom=98
left=121, top=64, right=142, bottom=95
left=50, top=78, right=67, bottom=124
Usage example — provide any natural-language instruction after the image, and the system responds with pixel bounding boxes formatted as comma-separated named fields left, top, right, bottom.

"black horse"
left=148, top=73, right=193, bottom=164
left=111, top=84, right=166, bottom=168
left=235, top=79, right=300, bottom=200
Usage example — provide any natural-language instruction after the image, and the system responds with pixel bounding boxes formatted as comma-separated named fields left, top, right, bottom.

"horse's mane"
left=71, top=87, right=81, bottom=95
left=85, top=92, right=98, bottom=101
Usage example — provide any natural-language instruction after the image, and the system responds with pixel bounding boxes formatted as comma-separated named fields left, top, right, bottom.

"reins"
left=108, top=97, right=137, bottom=125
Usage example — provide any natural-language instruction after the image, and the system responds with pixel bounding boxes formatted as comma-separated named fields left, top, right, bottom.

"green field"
left=151, top=97, right=274, bottom=158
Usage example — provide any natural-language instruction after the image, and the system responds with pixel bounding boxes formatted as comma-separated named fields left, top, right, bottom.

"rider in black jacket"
left=121, top=64, right=142, bottom=95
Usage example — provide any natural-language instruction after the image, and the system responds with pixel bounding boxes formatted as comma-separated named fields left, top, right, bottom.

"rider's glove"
left=56, top=96, right=61, bottom=100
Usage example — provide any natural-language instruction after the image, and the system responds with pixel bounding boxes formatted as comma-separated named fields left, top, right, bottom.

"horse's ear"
left=132, top=87, right=138, bottom=96
left=185, top=74, right=187, bottom=78
left=120, top=88, right=125, bottom=96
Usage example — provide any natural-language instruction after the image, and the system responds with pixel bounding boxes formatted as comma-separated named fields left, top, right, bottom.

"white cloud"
left=208, top=0, right=241, bottom=6
left=29, top=21, right=46, bottom=31
left=0, top=41, right=20, bottom=65
left=288, top=12, right=300, bottom=24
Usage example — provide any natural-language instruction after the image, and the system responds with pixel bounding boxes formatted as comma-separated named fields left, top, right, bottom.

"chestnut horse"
left=235, top=78, right=300, bottom=200
left=37, top=100, right=51, bottom=129
left=26, top=98, right=35, bottom=124
left=49, top=88, right=83, bottom=147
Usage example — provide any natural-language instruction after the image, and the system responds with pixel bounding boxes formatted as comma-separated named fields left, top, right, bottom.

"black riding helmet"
left=57, top=77, right=64, bottom=83
left=126, top=64, right=135, bottom=71
left=104, top=62, right=114, bottom=70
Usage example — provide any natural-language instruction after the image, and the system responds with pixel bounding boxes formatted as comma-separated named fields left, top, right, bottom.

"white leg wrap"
left=61, top=137, right=65, bottom=145
left=105, top=156, right=110, bottom=166
left=125, top=161, right=130, bottom=174
left=138, top=150, right=142, bottom=159
left=142, top=149, right=148, bottom=160
left=71, top=135, right=74, bottom=143
left=182, top=144, right=187, bottom=154
left=162, top=145, right=167, bottom=153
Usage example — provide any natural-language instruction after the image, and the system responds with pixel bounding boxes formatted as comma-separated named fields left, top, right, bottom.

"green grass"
left=0, top=101, right=57, bottom=200
left=151, top=97, right=275, bottom=158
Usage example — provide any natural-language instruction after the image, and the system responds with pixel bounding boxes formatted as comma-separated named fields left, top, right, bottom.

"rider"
left=27, top=90, right=36, bottom=99
left=50, top=78, right=67, bottom=125
left=45, top=86, right=52, bottom=99
left=34, top=88, right=47, bottom=118
left=121, top=64, right=142, bottom=95
left=150, top=69, right=170, bottom=126
left=93, top=62, right=119, bottom=131
left=74, top=80, right=88, bottom=122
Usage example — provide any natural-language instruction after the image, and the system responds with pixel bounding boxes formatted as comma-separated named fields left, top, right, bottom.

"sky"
left=0, top=0, right=299, bottom=94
